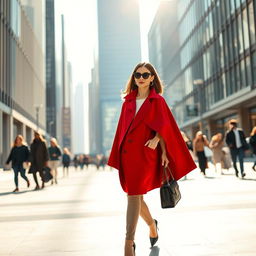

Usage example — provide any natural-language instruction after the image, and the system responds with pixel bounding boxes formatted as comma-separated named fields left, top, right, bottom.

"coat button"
left=123, top=149, right=127, bottom=154
left=128, top=139, right=133, bottom=143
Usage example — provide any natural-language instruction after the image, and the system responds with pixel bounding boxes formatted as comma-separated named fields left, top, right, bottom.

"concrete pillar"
left=0, top=111, right=3, bottom=167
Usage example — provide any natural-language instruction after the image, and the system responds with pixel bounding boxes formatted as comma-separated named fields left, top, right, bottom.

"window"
left=242, top=7, right=250, bottom=50
left=248, top=2, right=256, bottom=45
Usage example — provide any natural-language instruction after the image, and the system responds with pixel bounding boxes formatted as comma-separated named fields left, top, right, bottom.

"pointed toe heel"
left=150, top=219, right=159, bottom=247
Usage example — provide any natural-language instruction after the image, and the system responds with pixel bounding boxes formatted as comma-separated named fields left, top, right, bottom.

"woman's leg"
left=13, top=167, right=19, bottom=189
left=20, top=168, right=30, bottom=187
left=125, top=195, right=141, bottom=256
left=140, top=196, right=157, bottom=237
left=33, top=172, right=39, bottom=188
left=55, top=167, right=58, bottom=184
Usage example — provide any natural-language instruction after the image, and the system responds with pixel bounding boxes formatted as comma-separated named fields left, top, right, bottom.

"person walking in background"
left=48, top=138, right=62, bottom=185
left=5, top=135, right=30, bottom=192
left=209, top=133, right=224, bottom=175
left=249, top=126, right=256, bottom=171
left=193, top=131, right=209, bottom=176
left=225, top=119, right=248, bottom=178
left=108, top=62, right=196, bottom=256
left=79, top=154, right=85, bottom=170
left=62, top=147, right=71, bottom=177
left=73, top=155, right=79, bottom=170
left=29, top=132, right=49, bottom=190
left=83, top=154, right=89, bottom=169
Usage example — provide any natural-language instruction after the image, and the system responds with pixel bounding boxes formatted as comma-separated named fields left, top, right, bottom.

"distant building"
left=72, top=83, right=86, bottom=154
left=0, top=0, right=46, bottom=166
left=62, top=16, right=72, bottom=150
left=148, top=0, right=180, bottom=106
left=46, top=0, right=57, bottom=137
left=93, top=0, right=141, bottom=154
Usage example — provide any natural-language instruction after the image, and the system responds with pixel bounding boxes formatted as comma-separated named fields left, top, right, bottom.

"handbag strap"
left=162, top=166, right=175, bottom=184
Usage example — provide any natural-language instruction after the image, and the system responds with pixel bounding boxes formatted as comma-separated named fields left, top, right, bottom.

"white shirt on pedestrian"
left=135, top=98, right=146, bottom=115
left=233, top=128, right=242, bottom=148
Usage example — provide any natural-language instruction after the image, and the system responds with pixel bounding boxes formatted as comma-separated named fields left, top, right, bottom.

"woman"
left=193, top=131, right=209, bottom=176
left=6, top=135, right=30, bottom=192
left=108, top=62, right=196, bottom=256
left=29, top=132, right=49, bottom=190
left=48, top=138, right=62, bottom=184
left=209, top=133, right=224, bottom=174
left=62, top=147, right=71, bottom=177
left=249, top=126, right=256, bottom=171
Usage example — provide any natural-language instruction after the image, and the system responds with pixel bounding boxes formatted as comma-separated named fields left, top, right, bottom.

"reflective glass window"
left=245, top=56, right=252, bottom=87
left=242, top=8, right=250, bottom=50
left=237, top=13, right=244, bottom=54
left=248, top=2, right=256, bottom=45
left=240, top=59, right=246, bottom=89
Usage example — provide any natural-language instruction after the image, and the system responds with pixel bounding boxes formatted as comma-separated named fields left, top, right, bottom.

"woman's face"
left=134, top=67, right=154, bottom=89
left=16, top=137, right=22, bottom=145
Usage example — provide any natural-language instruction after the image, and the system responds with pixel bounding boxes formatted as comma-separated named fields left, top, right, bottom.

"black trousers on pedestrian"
left=230, top=147, right=244, bottom=175
left=197, top=151, right=207, bottom=175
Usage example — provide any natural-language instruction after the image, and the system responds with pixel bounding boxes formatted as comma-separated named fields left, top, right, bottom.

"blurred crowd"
left=4, top=131, right=109, bottom=193
left=182, top=119, right=256, bottom=178
left=3, top=119, right=256, bottom=193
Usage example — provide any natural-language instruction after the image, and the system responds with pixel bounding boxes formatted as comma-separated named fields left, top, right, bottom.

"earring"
left=150, top=81, right=154, bottom=87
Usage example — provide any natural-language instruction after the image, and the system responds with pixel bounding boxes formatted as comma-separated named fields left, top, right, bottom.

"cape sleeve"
left=145, top=97, right=196, bottom=180
left=107, top=103, right=125, bottom=170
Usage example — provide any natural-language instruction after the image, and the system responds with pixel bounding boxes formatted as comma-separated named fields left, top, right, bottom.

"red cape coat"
left=108, top=88, right=196, bottom=195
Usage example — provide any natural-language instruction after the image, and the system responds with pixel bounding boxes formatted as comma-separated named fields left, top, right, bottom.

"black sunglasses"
left=134, top=72, right=151, bottom=79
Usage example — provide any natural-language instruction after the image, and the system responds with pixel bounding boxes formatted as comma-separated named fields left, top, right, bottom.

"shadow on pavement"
left=149, top=246, right=160, bottom=256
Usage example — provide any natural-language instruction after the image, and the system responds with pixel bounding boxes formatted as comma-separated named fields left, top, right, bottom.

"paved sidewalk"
left=0, top=164, right=256, bottom=255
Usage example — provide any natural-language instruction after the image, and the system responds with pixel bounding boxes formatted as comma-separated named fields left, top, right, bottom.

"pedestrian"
left=249, top=126, right=256, bottom=171
left=62, top=147, right=71, bottom=177
left=209, top=133, right=224, bottom=175
left=83, top=154, right=89, bottom=169
left=5, top=135, right=30, bottom=192
left=193, top=131, right=210, bottom=176
left=225, top=119, right=248, bottom=178
left=28, top=132, right=49, bottom=190
left=48, top=138, right=62, bottom=184
left=107, top=62, right=196, bottom=256
left=73, top=155, right=79, bottom=170
left=181, top=131, right=194, bottom=180
left=79, top=154, right=84, bottom=170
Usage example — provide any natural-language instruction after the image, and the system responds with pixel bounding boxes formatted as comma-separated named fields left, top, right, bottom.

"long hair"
left=34, top=131, right=45, bottom=142
left=123, top=62, right=164, bottom=95
left=251, top=126, right=256, bottom=136
left=50, top=137, right=59, bottom=147
left=12, top=135, right=26, bottom=147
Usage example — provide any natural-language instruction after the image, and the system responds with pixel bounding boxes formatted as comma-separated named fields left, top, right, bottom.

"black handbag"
left=160, top=166, right=181, bottom=208
left=42, top=166, right=53, bottom=182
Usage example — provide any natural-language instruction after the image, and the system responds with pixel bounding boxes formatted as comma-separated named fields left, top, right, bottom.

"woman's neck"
left=137, top=87, right=150, bottom=99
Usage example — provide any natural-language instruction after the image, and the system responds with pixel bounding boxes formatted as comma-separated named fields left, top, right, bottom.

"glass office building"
left=94, top=0, right=141, bottom=154
left=150, top=0, right=256, bottom=139
left=0, top=0, right=46, bottom=166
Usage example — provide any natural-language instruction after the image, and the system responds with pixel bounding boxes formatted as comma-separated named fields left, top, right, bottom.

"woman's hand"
left=161, top=152, right=169, bottom=167
left=145, top=136, right=160, bottom=150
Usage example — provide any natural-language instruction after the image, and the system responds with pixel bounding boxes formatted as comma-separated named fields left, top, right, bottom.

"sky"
left=55, top=0, right=165, bottom=152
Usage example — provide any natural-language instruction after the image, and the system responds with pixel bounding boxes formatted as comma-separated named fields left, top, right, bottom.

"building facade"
left=149, top=0, right=256, bottom=139
left=0, top=0, right=46, bottom=166
left=45, top=0, right=57, bottom=138
left=95, top=0, right=141, bottom=154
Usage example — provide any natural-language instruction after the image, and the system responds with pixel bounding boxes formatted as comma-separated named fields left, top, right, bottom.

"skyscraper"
left=94, top=0, right=141, bottom=154
left=0, top=0, right=46, bottom=166
left=46, top=0, right=57, bottom=137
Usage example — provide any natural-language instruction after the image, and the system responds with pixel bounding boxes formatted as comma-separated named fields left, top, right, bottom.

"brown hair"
left=123, top=62, right=164, bottom=95
left=13, top=135, right=26, bottom=147
left=34, top=131, right=45, bottom=142
left=251, top=126, right=256, bottom=136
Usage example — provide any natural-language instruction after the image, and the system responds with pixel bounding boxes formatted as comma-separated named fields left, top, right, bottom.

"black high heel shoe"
left=133, top=242, right=136, bottom=254
left=150, top=219, right=158, bottom=247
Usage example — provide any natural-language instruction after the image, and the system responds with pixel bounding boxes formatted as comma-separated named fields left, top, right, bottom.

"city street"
left=0, top=163, right=256, bottom=256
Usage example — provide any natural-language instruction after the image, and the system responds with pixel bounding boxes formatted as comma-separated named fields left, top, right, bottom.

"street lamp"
left=193, top=79, right=204, bottom=131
